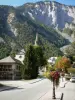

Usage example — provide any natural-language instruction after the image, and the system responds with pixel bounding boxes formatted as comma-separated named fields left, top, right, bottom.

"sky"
left=0, top=0, right=75, bottom=6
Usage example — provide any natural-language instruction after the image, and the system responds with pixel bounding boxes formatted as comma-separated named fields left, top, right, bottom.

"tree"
left=23, top=44, right=37, bottom=79
left=0, top=43, right=11, bottom=59
left=23, top=44, right=46, bottom=79
left=55, top=57, right=71, bottom=73
left=65, top=42, right=75, bottom=56
left=34, top=45, right=47, bottom=67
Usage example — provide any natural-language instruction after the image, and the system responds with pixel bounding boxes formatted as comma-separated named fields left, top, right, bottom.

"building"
left=0, top=56, right=21, bottom=80
left=48, top=57, right=57, bottom=65
left=15, top=49, right=25, bottom=64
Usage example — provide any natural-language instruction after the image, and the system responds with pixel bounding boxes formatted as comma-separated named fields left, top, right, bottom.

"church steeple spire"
left=35, top=33, right=38, bottom=46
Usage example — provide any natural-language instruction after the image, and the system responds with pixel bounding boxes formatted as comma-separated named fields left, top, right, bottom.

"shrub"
left=43, top=71, right=50, bottom=78
left=68, top=68, right=75, bottom=74
left=47, top=64, right=55, bottom=72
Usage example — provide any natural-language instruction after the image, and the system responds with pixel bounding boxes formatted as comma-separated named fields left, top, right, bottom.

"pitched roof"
left=0, top=56, right=16, bottom=63
left=17, top=49, right=25, bottom=55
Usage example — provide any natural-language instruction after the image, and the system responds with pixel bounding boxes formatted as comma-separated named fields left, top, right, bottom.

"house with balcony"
left=0, top=56, right=21, bottom=80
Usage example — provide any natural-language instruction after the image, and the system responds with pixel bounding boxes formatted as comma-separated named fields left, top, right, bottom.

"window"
left=19, top=55, right=22, bottom=58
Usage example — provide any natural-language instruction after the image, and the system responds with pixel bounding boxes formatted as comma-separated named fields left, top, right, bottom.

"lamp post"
left=61, top=69, right=64, bottom=82
left=50, top=71, right=60, bottom=99
left=52, top=78, right=56, bottom=99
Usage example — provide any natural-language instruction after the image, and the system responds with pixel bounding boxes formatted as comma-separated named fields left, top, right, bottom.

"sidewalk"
left=39, top=91, right=63, bottom=100
left=39, top=78, right=67, bottom=100
left=59, top=78, right=68, bottom=88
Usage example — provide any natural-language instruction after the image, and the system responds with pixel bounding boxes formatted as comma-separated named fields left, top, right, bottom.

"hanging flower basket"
left=50, top=71, right=60, bottom=86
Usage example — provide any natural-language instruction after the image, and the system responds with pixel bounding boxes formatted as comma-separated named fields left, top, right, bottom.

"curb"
left=29, top=78, right=44, bottom=84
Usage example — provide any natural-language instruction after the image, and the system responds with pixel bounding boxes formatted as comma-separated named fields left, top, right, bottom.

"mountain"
left=18, top=1, right=75, bottom=29
left=18, top=1, right=75, bottom=40
left=0, top=1, right=75, bottom=59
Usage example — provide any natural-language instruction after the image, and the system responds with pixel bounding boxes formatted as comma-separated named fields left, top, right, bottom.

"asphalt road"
left=0, top=79, right=53, bottom=100
left=0, top=79, right=75, bottom=100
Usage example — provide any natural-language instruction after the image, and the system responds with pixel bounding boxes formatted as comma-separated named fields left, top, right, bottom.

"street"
left=0, top=79, right=75, bottom=100
left=0, top=79, right=52, bottom=100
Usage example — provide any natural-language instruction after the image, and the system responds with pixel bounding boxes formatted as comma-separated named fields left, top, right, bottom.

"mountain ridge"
left=18, top=1, right=75, bottom=29
left=0, top=1, right=75, bottom=59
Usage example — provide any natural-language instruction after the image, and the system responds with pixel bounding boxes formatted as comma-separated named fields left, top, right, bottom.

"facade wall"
left=15, top=55, right=24, bottom=64
left=0, top=64, right=12, bottom=79
left=0, top=63, right=21, bottom=80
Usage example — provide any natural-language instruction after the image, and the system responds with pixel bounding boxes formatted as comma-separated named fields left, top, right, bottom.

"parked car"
left=65, top=74, right=71, bottom=80
left=70, top=76, right=75, bottom=82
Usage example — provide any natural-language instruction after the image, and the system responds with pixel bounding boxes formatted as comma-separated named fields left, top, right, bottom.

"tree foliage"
left=68, top=68, right=75, bottom=74
left=23, top=45, right=37, bottom=79
left=55, top=57, right=71, bottom=72
left=0, top=43, right=11, bottom=59
left=63, top=28, right=73, bottom=36
left=65, top=42, right=75, bottom=56
left=34, top=45, right=47, bottom=67
left=23, top=44, right=46, bottom=79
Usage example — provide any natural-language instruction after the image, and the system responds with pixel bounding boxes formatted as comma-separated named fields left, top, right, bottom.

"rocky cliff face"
left=19, top=1, right=75, bottom=29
